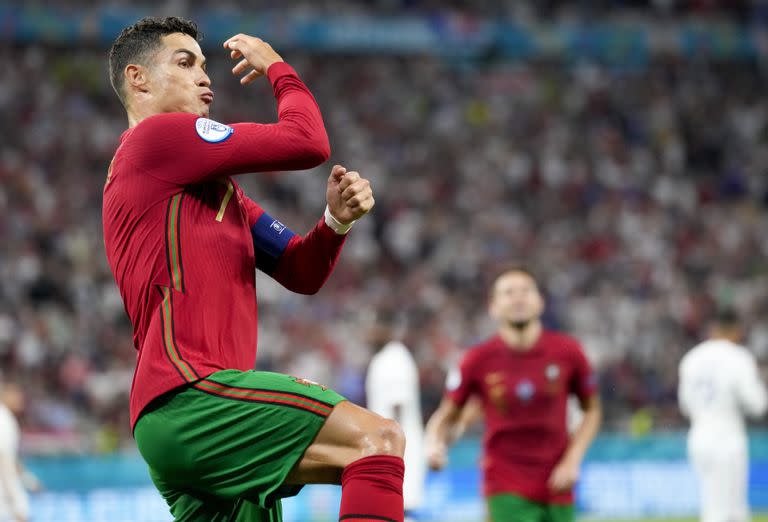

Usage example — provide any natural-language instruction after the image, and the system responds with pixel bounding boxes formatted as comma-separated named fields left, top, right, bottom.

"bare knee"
left=358, top=417, right=405, bottom=459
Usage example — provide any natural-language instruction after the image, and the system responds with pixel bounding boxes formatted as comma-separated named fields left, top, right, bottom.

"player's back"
left=366, top=341, right=423, bottom=447
left=679, top=339, right=767, bottom=442
left=366, top=342, right=425, bottom=510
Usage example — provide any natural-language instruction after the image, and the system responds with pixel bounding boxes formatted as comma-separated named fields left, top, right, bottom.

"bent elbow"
left=294, top=123, right=330, bottom=167
left=283, top=278, right=323, bottom=296
left=294, top=285, right=321, bottom=296
left=307, top=134, right=331, bottom=166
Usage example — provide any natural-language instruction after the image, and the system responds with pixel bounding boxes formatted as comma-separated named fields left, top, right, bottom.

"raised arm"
left=125, top=36, right=329, bottom=185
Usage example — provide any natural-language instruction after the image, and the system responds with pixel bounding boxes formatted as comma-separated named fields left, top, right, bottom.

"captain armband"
left=252, top=212, right=296, bottom=274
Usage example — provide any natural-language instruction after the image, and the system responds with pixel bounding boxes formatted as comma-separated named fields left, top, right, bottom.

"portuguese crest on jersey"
left=515, top=379, right=535, bottom=402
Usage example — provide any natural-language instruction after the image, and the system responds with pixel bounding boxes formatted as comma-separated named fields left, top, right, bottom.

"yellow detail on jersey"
left=215, top=180, right=234, bottom=222
left=485, top=372, right=504, bottom=384
left=105, top=158, right=114, bottom=185
left=489, top=384, right=507, bottom=414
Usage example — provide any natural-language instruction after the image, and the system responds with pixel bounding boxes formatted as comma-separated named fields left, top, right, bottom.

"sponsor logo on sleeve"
left=195, top=117, right=234, bottom=143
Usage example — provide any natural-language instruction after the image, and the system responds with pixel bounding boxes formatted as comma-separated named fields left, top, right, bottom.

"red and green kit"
left=103, top=62, right=348, bottom=520
left=446, top=331, right=597, bottom=507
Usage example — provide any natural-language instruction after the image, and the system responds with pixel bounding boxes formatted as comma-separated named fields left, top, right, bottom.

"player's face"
left=146, top=33, right=213, bottom=117
left=489, top=271, right=544, bottom=326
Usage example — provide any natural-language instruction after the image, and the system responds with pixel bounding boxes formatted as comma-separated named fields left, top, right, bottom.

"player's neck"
left=711, top=333, right=742, bottom=344
left=498, top=321, right=542, bottom=351
left=127, top=110, right=150, bottom=128
left=126, top=102, right=159, bottom=128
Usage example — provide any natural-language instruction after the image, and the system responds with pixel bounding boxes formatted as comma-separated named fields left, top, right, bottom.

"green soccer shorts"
left=134, top=369, right=347, bottom=522
left=487, top=493, right=574, bottom=522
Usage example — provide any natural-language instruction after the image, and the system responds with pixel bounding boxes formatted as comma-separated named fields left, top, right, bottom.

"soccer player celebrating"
left=103, top=17, right=404, bottom=522
left=678, top=309, right=767, bottom=522
left=425, top=268, right=601, bottom=522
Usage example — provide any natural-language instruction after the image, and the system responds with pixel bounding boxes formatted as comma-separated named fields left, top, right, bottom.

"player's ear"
left=124, top=64, right=150, bottom=94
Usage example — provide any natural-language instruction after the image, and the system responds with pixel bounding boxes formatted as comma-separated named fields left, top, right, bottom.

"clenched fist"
left=223, top=34, right=283, bottom=85
left=326, top=165, right=374, bottom=225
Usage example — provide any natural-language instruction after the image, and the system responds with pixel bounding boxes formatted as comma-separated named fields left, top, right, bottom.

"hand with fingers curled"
left=326, top=165, right=375, bottom=226
left=223, top=34, right=284, bottom=85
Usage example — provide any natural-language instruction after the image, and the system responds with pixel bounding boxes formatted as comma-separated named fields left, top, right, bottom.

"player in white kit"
left=366, top=321, right=426, bottom=520
left=678, top=309, right=768, bottom=522
left=0, top=383, right=29, bottom=522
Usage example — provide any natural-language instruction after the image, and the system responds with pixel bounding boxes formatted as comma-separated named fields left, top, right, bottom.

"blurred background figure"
left=425, top=268, right=601, bottom=522
left=679, top=309, right=768, bottom=522
left=0, top=383, right=28, bottom=522
left=366, top=313, right=426, bottom=520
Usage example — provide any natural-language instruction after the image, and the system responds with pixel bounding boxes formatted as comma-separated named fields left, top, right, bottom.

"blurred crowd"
left=1, top=30, right=768, bottom=451
left=12, top=0, right=766, bottom=22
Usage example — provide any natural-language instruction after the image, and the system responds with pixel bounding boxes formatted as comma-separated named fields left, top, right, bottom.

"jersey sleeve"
left=736, top=351, right=768, bottom=418
left=239, top=189, right=346, bottom=294
left=568, top=340, right=597, bottom=402
left=122, top=62, right=329, bottom=186
left=445, top=351, right=477, bottom=408
left=677, top=355, right=693, bottom=417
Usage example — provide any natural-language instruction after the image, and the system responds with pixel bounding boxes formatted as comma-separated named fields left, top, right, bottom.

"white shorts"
left=689, top=442, right=749, bottom=522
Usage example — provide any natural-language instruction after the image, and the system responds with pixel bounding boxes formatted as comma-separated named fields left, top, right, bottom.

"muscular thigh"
left=285, top=400, right=405, bottom=485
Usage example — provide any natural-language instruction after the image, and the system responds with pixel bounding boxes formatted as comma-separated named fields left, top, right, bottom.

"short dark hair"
left=714, top=307, right=741, bottom=329
left=489, top=265, right=540, bottom=296
left=108, top=16, right=200, bottom=107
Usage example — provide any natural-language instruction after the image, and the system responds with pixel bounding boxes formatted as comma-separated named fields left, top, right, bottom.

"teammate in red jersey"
left=103, top=17, right=404, bottom=522
left=425, top=268, right=602, bottom=522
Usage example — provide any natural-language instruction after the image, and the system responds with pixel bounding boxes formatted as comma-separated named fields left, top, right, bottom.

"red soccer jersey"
left=103, top=62, right=346, bottom=428
left=446, top=330, right=596, bottom=504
